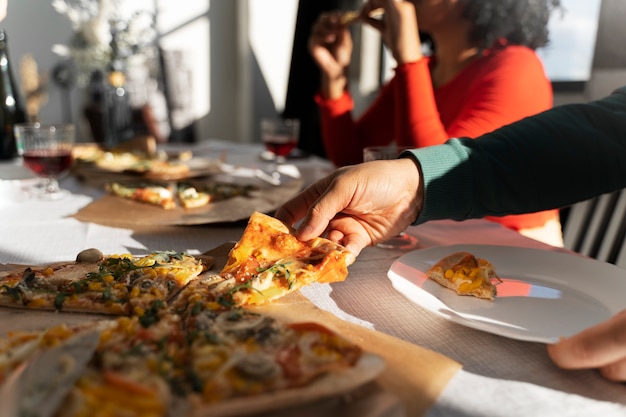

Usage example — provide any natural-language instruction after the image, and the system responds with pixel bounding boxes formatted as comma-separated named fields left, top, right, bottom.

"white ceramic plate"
left=388, top=244, right=626, bottom=343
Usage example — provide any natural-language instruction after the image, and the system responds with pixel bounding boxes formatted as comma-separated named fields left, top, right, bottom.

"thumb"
left=294, top=182, right=353, bottom=242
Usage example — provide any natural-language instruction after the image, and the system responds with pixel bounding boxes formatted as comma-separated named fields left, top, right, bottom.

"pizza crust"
left=190, top=353, right=385, bottom=417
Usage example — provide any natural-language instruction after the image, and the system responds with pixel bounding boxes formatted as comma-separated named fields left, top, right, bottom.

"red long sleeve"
left=316, top=44, right=559, bottom=231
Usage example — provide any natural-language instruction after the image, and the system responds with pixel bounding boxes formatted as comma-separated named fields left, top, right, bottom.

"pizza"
left=106, top=181, right=258, bottom=210
left=0, top=212, right=371, bottom=416
left=0, top=310, right=381, bottom=417
left=0, top=212, right=354, bottom=313
left=0, top=249, right=207, bottom=316
left=106, top=182, right=177, bottom=209
left=218, top=211, right=356, bottom=306
left=75, top=147, right=191, bottom=178
left=426, top=251, right=501, bottom=300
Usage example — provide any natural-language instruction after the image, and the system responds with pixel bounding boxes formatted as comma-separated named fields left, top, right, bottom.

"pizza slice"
left=106, top=182, right=176, bottom=209
left=217, top=211, right=356, bottom=306
left=426, top=251, right=501, bottom=300
left=177, top=183, right=212, bottom=209
left=0, top=250, right=207, bottom=316
left=183, top=308, right=365, bottom=409
left=64, top=315, right=181, bottom=417
left=0, top=309, right=382, bottom=417
left=141, top=159, right=190, bottom=179
left=0, top=258, right=124, bottom=313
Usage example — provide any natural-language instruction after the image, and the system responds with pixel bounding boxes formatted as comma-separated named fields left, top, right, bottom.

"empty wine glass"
left=363, top=145, right=419, bottom=250
left=14, top=123, right=75, bottom=200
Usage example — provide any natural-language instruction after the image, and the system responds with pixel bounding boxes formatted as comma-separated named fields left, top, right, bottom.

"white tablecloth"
left=1, top=140, right=625, bottom=417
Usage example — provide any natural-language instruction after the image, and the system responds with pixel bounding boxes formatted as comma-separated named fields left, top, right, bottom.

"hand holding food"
left=275, top=158, right=422, bottom=256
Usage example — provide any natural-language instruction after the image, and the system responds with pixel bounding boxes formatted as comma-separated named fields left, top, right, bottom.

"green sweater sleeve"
left=407, top=86, right=626, bottom=224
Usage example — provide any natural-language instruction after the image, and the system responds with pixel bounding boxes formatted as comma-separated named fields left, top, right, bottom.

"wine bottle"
left=102, top=64, right=134, bottom=148
left=0, top=29, right=27, bottom=160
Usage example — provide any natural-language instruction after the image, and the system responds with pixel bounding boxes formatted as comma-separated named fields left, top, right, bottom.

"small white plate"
left=388, top=244, right=626, bottom=343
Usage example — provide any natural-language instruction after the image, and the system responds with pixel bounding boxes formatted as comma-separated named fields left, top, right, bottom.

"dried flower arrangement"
left=19, top=54, right=48, bottom=122
left=51, top=0, right=157, bottom=86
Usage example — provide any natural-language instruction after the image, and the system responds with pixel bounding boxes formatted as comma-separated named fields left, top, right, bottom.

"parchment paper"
left=71, top=178, right=303, bottom=227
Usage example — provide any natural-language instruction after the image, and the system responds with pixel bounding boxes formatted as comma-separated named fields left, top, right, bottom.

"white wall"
left=1, top=0, right=297, bottom=144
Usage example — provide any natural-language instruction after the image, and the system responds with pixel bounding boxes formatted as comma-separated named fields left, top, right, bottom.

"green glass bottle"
left=0, top=29, right=27, bottom=160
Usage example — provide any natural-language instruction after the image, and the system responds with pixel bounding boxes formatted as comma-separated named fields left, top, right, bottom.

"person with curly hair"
left=309, top=0, right=564, bottom=246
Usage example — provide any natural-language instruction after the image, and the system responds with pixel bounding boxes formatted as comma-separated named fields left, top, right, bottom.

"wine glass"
left=259, top=118, right=300, bottom=184
left=363, top=145, right=419, bottom=250
left=14, top=123, right=75, bottom=200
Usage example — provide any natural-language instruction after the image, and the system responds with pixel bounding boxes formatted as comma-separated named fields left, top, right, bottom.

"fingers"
left=275, top=179, right=330, bottom=227
left=294, top=175, right=356, bottom=242
left=547, top=310, right=626, bottom=381
left=325, top=214, right=373, bottom=256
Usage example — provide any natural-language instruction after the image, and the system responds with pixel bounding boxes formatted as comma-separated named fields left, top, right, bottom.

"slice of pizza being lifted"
left=216, top=211, right=356, bottom=306
left=426, top=251, right=501, bottom=300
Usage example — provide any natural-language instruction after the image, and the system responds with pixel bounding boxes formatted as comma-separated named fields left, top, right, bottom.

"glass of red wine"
left=260, top=118, right=300, bottom=184
left=14, top=123, right=75, bottom=200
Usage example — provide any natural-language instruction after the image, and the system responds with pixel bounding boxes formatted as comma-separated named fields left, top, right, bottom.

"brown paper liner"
left=250, top=292, right=461, bottom=416
left=71, top=179, right=303, bottom=227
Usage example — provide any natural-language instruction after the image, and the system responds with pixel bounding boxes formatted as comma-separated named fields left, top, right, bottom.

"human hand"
left=361, top=0, right=422, bottom=64
left=308, top=11, right=353, bottom=99
left=547, top=310, right=626, bottom=381
left=275, top=158, right=422, bottom=256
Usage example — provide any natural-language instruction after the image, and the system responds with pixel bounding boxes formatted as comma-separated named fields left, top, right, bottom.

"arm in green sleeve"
left=406, top=86, right=626, bottom=224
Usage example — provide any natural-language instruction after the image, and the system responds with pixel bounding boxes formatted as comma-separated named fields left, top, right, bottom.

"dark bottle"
left=102, top=64, right=134, bottom=148
left=0, top=29, right=27, bottom=160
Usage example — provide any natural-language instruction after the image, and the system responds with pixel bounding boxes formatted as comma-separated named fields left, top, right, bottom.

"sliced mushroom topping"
left=194, top=310, right=219, bottom=331
left=16, top=268, right=56, bottom=292
left=76, top=248, right=104, bottom=263
left=234, top=352, right=280, bottom=380
left=215, top=310, right=275, bottom=340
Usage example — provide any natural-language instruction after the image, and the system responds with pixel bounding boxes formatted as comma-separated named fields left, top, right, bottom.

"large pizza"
left=0, top=212, right=383, bottom=416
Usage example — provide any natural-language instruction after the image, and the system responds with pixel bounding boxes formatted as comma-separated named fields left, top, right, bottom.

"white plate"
left=388, top=244, right=626, bottom=343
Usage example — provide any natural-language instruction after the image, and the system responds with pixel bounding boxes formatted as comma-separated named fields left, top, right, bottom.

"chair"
left=562, top=188, right=626, bottom=268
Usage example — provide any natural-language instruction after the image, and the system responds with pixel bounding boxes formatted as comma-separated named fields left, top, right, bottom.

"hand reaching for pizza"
left=547, top=309, right=626, bottom=382
left=275, top=158, right=421, bottom=256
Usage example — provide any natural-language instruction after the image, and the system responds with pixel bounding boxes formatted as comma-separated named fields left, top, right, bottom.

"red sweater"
left=315, top=44, right=558, bottom=231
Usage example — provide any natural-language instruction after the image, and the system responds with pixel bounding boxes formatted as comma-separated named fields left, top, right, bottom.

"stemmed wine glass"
left=14, top=123, right=75, bottom=200
left=259, top=118, right=300, bottom=184
left=363, top=145, right=419, bottom=250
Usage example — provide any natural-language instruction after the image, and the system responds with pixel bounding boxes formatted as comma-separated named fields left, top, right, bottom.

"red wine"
left=23, top=149, right=73, bottom=177
left=263, top=135, right=297, bottom=157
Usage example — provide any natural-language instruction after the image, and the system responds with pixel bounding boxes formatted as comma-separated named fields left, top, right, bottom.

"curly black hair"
left=461, top=0, right=563, bottom=50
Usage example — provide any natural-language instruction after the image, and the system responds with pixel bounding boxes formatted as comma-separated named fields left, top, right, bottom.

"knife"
left=0, top=329, right=100, bottom=417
